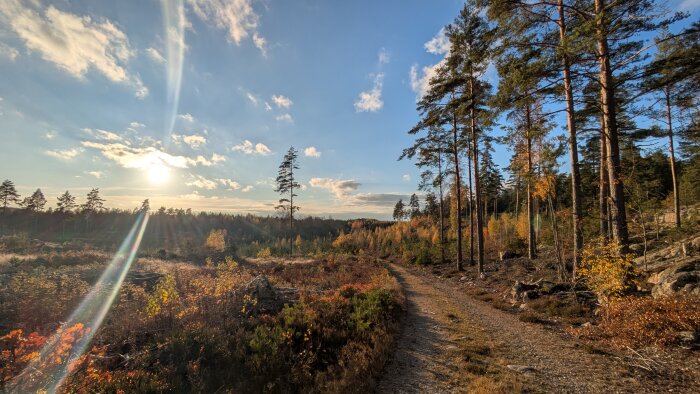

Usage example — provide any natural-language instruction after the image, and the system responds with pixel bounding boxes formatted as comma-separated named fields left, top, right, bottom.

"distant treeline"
left=0, top=208, right=369, bottom=257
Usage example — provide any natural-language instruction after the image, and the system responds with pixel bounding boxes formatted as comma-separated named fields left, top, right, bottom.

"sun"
left=147, top=164, right=170, bottom=185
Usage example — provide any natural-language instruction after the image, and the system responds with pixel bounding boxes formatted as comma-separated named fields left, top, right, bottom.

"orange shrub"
left=569, top=296, right=700, bottom=348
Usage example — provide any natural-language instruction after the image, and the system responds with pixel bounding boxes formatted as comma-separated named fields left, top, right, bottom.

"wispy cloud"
left=275, top=113, right=293, bottom=122
left=253, top=32, right=267, bottom=56
left=187, top=174, right=217, bottom=190
left=145, top=47, right=165, bottom=63
left=217, top=178, right=241, bottom=190
left=242, top=185, right=253, bottom=192
left=0, top=42, right=19, bottom=61
left=402, top=174, right=411, bottom=182
left=309, top=178, right=361, bottom=199
left=0, top=0, right=147, bottom=98
left=177, top=113, right=194, bottom=123
left=45, top=147, right=82, bottom=160
left=172, top=133, right=207, bottom=149
left=83, top=128, right=123, bottom=142
left=271, top=94, right=293, bottom=108
left=232, top=139, right=271, bottom=155
left=188, top=0, right=266, bottom=54
left=86, top=171, right=103, bottom=178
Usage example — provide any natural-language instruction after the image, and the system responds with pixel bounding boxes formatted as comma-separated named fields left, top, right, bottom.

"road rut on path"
left=376, top=264, right=664, bottom=394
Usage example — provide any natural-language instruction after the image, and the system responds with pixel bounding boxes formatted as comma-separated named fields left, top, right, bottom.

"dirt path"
left=376, top=263, right=671, bottom=394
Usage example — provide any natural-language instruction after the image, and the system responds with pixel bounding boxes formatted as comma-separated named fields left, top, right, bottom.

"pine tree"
left=56, top=191, right=77, bottom=213
left=393, top=199, right=406, bottom=221
left=81, top=188, right=105, bottom=213
left=275, top=147, right=301, bottom=255
left=141, top=199, right=151, bottom=213
left=22, top=189, right=46, bottom=212
left=409, top=193, right=421, bottom=219
left=0, top=180, right=20, bottom=214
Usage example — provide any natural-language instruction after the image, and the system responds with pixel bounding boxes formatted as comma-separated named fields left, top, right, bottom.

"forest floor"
left=376, top=263, right=698, bottom=394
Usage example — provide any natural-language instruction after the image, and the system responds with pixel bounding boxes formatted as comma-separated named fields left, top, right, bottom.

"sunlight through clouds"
left=0, top=0, right=148, bottom=98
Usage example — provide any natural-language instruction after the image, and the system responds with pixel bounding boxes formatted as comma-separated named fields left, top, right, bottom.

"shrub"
left=204, top=229, right=227, bottom=252
left=578, top=238, right=636, bottom=304
left=570, top=296, right=700, bottom=348
left=256, top=247, right=272, bottom=258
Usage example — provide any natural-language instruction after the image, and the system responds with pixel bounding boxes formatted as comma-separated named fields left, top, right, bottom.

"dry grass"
left=570, top=296, right=700, bottom=348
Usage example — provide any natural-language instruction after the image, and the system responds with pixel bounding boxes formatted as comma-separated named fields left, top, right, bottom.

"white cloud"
left=218, top=178, right=241, bottom=190
left=211, top=153, right=226, bottom=163
left=0, top=1, right=147, bottom=98
left=275, top=113, right=293, bottom=122
left=86, top=170, right=103, bottom=178
left=355, top=73, right=384, bottom=112
left=309, top=178, right=361, bottom=199
left=271, top=94, right=293, bottom=108
left=409, top=28, right=452, bottom=100
left=253, top=32, right=267, bottom=56
left=83, top=128, right=122, bottom=142
left=129, top=121, right=146, bottom=129
left=145, top=47, right=165, bottom=63
left=172, top=133, right=207, bottom=149
left=187, top=174, right=217, bottom=190
left=409, top=60, right=444, bottom=99
left=425, top=28, right=450, bottom=55
left=402, top=174, right=411, bottom=182
left=232, top=139, right=271, bottom=155
left=0, top=42, right=19, bottom=61
left=44, top=131, right=57, bottom=139
left=304, top=146, right=321, bottom=158
left=242, top=185, right=253, bottom=192
left=378, top=47, right=390, bottom=65
left=177, top=113, right=194, bottom=123
left=264, top=102, right=272, bottom=111
left=179, top=191, right=205, bottom=200
left=45, top=147, right=82, bottom=160
left=246, top=92, right=258, bottom=105
left=81, top=141, right=218, bottom=169
left=188, top=0, right=264, bottom=48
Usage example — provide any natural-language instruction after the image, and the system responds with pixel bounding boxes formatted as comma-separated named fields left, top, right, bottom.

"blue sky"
left=0, top=0, right=698, bottom=219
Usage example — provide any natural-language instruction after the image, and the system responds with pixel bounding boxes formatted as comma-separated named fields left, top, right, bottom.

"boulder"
left=511, top=280, right=540, bottom=303
left=650, top=257, right=700, bottom=298
left=244, top=275, right=284, bottom=314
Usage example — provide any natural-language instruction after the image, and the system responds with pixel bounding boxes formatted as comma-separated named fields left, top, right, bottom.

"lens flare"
left=9, top=213, right=150, bottom=393
left=161, top=0, right=186, bottom=149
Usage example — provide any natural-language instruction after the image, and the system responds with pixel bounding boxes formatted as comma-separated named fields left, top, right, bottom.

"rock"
left=460, top=276, right=468, bottom=281
left=500, top=250, right=519, bottom=260
left=511, top=280, right=541, bottom=302
left=507, top=365, right=536, bottom=374
left=244, top=275, right=284, bottom=314
left=651, top=257, right=700, bottom=298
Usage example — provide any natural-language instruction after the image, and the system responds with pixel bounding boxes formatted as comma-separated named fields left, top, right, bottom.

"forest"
left=1, top=0, right=700, bottom=392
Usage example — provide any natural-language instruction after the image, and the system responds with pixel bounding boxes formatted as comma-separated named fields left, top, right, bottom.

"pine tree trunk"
left=452, top=109, right=464, bottom=271
left=438, top=148, right=446, bottom=264
left=290, top=166, right=294, bottom=256
left=557, top=0, right=583, bottom=277
left=665, top=87, right=681, bottom=228
left=467, top=135, right=475, bottom=267
left=470, top=78, right=484, bottom=275
left=599, top=114, right=610, bottom=238
left=526, top=104, right=537, bottom=259
left=595, top=0, right=629, bottom=249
